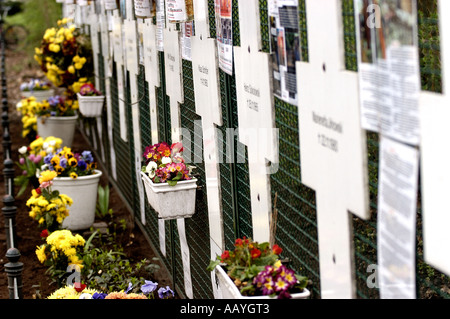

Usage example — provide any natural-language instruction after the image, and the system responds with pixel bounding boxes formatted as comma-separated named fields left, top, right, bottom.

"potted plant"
left=207, top=237, right=310, bottom=299
left=36, top=94, right=79, bottom=148
left=140, top=142, right=197, bottom=220
left=76, top=82, right=105, bottom=117
left=35, top=229, right=85, bottom=287
left=20, top=78, right=55, bottom=102
left=41, top=148, right=102, bottom=231
left=15, top=136, right=64, bottom=197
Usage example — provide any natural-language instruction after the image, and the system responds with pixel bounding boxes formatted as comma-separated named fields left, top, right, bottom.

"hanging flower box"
left=141, top=172, right=197, bottom=220
left=77, top=83, right=105, bottom=117
left=140, top=141, right=197, bottom=220
left=208, top=237, right=311, bottom=299
left=213, top=264, right=310, bottom=299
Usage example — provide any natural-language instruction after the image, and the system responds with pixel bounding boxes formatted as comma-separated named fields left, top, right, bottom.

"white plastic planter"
left=214, top=265, right=310, bottom=299
left=21, top=89, right=55, bottom=102
left=77, top=93, right=105, bottom=118
left=141, top=171, right=197, bottom=220
left=37, top=115, right=78, bottom=148
left=52, top=170, right=103, bottom=231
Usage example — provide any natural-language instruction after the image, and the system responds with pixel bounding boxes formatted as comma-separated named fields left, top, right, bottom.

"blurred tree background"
left=3, top=0, right=62, bottom=66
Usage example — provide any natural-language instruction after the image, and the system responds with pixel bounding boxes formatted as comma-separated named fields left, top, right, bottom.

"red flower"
left=235, top=238, right=243, bottom=247
left=220, top=250, right=230, bottom=261
left=250, top=248, right=261, bottom=259
left=74, top=282, right=86, bottom=292
left=35, top=188, right=42, bottom=195
left=272, top=244, right=283, bottom=255
left=40, top=229, right=49, bottom=238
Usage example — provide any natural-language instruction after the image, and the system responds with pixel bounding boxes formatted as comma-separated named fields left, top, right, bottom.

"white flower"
left=42, top=142, right=49, bottom=149
left=146, top=161, right=158, bottom=178
left=49, top=140, right=56, bottom=146
left=79, top=293, right=92, bottom=299
left=18, top=146, right=27, bottom=154
left=46, top=147, right=54, bottom=154
left=161, top=156, right=172, bottom=165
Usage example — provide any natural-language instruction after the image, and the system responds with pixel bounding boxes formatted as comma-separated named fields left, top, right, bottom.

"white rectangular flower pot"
left=77, top=93, right=105, bottom=118
left=141, top=171, right=197, bottom=220
left=52, top=170, right=102, bottom=231
left=37, top=115, right=78, bottom=148
left=214, top=265, right=310, bottom=299
left=21, top=89, right=55, bottom=102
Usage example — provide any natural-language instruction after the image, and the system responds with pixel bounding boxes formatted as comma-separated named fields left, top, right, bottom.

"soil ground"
left=0, top=48, right=174, bottom=299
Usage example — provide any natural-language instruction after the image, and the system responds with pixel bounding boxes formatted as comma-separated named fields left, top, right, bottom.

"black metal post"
left=4, top=247, right=23, bottom=299
left=2, top=194, right=16, bottom=249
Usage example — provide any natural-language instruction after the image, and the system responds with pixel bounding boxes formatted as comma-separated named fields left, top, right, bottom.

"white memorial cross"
left=100, top=5, right=118, bottom=180
left=111, top=11, right=128, bottom=141
left=296, top=0, right=369, bottom=299
left=122, top=2, right=146, bottom=227
left=191, top=0, right=225, bottom=297
left=142, top=19, right=161, bottom=144
left=234, top=0, right=278, bottom=243
left=87, top=3, right=106, bottom=163
left=162, top=15, right=194, bottom=300
left=163, top=23, right=184, bottom=143
left=420, top=0, right=450, bottom=276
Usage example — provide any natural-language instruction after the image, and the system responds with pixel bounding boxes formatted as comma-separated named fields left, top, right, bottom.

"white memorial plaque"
left=420, top=0, right=450, bottom=276
left=377, top=136, right=419, bottom=299
left=297, top=0, right=369, bottom=298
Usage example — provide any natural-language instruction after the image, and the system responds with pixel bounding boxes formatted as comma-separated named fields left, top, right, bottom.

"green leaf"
left=206, top=260, right=220, bottom=272
left=167, top=180, right=178, bottom=186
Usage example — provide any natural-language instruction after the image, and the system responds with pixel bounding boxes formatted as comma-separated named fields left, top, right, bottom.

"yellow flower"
left=68, top=65, right=75, bottom=74
left=39, top=170, right=58, bottom=184
left=70, top=172, right=78, bottom=179
left=35, top=245, right=47, bottom=263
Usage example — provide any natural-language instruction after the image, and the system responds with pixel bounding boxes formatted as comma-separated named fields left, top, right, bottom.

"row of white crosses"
left=72, top=0, right=450, bottom=299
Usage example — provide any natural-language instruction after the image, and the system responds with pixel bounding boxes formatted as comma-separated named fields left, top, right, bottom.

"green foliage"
left=96, top=184, right=114, bottom=220
left=82, top=231, right=160, bottom=293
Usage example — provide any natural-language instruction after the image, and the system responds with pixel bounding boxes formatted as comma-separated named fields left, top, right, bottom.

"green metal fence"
left=79, top=0, right=449, bottom=299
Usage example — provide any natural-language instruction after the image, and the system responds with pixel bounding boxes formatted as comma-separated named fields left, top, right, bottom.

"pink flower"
left=40, top=181, right=53, bottom=189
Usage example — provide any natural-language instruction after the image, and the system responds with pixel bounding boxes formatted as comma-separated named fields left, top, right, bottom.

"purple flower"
left=81, top=150, right=94, bottom=163
left=157, top=286, right=174, bottom=299
left=34, top=155, right=42, bottom=164
left=78, top=159, right=87, bottom=171
left=141, top=280, right=158, bottom=295
left=19, top=157, right=25, bottom=165
left=44, top=154, right=53, bottom=165
left=125, top=282, right=133, bottom=294
left=92, top=292, right=108, bottom=299
left=59, top=157, right=67, bottom=168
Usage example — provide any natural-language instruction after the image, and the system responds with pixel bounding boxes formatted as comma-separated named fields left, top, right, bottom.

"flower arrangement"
left=17, top=97, right=39, bottom=139
left=78, top=82, right=102, bottom=96
left=207, top=237, right=308, bottom=299
left=42, top=147, right=97, bottom=179
left=34, top=17, right=93, bottom=91
left=26, top=170, right=73, bottom=232
left=35, top=229, right=85, bottom=285
left=141, top=142, right=194, bottom=186
left=36, top=94, right=79, bottom=118
left=20, top=78, right=52, bottom=92
left=46, top=281, right=175, bottom=299
left=15, top=136, right=63, bottom=196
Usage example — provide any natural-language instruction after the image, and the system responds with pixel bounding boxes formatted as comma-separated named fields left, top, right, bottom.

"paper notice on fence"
left=377, top=136, right=419, bottom=299
left=215, top=0, right=233, bottom=75
left=181, top=22, right=193, bottom=61
left=156, top=0, right=165, bottom=51
left=355, top=0, right=420, bottom=146
left=268, top=0, right=301, bottom=105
